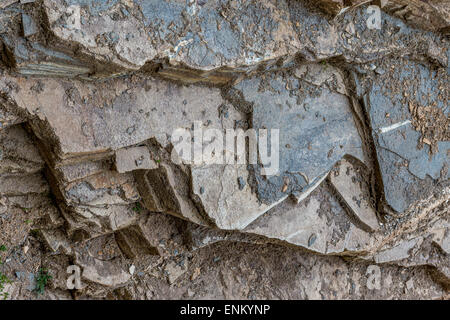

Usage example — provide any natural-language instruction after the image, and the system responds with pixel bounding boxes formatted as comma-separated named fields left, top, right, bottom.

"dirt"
left=409, top=102, right=450, bottom=155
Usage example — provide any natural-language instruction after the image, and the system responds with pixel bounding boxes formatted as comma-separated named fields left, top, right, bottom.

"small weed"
left=321, top=60, right=329, bottom=69
left=132, top=203, right=142, bottom=213
left=35, top=268, right=52, bottom=296
left=0, top=245, right=11, bottom=300
left=0, top=272, right=11, bottom=300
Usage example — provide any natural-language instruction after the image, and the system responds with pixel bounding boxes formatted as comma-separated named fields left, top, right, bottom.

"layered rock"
left=0, top=63, right=373, bottom=232
left=0, top=1, right=447, bottom=82
left=229, top=63, right=367, bottom=207
left=0, top=123, right=64, bottom=257
left=44, top=0, right=300, bottom=72
left=317, top=0, right=450, bottom=33
left=353, top=58, right=449, bottom=213
left=0, top=0, right=448, bottom=299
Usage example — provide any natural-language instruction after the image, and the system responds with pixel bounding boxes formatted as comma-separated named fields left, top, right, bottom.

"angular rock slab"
left=288, top=1, right=447, bottom=66
left=316, top=0, right=450, bottom=33
left=329, top=158, right=380, bottom=231
left=0, top=102, right=23, bottom=131
left=0, top=124, right=44, bottom=175
left=138, top=162, right=208, bottom=227
left=115, top=146, right=157, bottom=173
left=231, top=64, right=366, bottom=205
left=64, top=170, right=139, bottom=207
left=137, top=107, right=286, bottom=230
left=0, top=3, right=92, bottom=78
left=75, top=248, right=131, bottom=288
left=62, top=203, right=139, bottom=241
left=53, top=168, right=141, bottom=240
left=190, top=164, right=288, bottom=230
left=381, top=0, right=450, bottom=33
left=1, top=73, right=287, bottom=230
left=4, top=0, right=446, bottom=82
left=0, top=74, right=226, bottom=164
left=44, top=0, right=300, bottom=71
left=375, top=238, right=423, bottom=264
left=362, top=59, right=449, bottom=213
left=244, top=183, right=378, bottom=255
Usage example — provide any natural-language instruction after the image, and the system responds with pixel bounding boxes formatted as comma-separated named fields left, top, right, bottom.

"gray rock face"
left=1, top=0, right=447, bottom=82
left=316, top=0, right=450, bottom=33
left=244, top=182, right=377, bottom=255
left=375, top=238, right=422, bottom=264
left=231, top=64, right=366, bottom=205
left=115, top=146, right=157, bottom=173
left=329, top=159, right=380, bottom=232
left=0, top=74, right=226, bottom=163
left=44, top=0, right=300, bottom=72
left=0, top=125, right=44, bottom=175
left=359, top=59, right=449, bottom=213
left=289, top=1, right=448, bottom=65
left=0, top=0, right=449, bottom=299
left=0, top=2, right=92, bottom=78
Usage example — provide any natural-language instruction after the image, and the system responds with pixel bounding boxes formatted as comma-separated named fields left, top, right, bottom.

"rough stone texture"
left=244, top=183, right=378, bottom=255
left=379, top=0, right=450, bottom=33
left=329, top=158, right=380, bottom=231
left=115, top=146, right=157, bottom=173
left=1, top=0, right=448, bottom=82
left=75, top=248, right=131, bottom=288
left=0, top=0, right=448, bottom=301
left=0, top=101, right=23, bottom=130
left=0, top=74, right=227, bottom=163
left=231, top=64, right=366, bottom=206
left=44, top=0, right=301, bottom=72
left=356, top=58, right=449, bottom=213
left=289, top=1, right=448, bottom=66
left=0, top=124, right=44, bottom=175
left=317, top=0, right=450, bottom=33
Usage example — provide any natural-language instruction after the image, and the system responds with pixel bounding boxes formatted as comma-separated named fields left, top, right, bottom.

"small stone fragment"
left=115, top=147, right=157, bottom=173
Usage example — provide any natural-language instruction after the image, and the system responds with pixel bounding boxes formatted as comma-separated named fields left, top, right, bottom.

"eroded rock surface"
left=317, top=0, right=450, bottom=33
left=354, top=58, right=449, bottom=213
left=0, top=0, right=448, bottom=81
left=0, top=0, right=448, bottom=300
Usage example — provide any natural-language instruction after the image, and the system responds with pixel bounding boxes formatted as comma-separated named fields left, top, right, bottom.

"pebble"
left=237, top=177, right=246, bottom=190
left=308, top=234, right=317, bottom=247
left=129, top=265, right=136, bottom=275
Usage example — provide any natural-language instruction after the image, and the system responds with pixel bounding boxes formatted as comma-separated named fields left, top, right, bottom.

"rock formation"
left=0, top=0, right=448, bottom=300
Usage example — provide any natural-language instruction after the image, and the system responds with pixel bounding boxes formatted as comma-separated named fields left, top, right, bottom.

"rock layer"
left=0, top=0, right=448, bottom=300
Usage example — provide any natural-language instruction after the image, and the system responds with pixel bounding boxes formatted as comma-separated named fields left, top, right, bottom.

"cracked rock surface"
left=0, top=0, right=448, bottom=300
